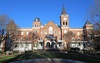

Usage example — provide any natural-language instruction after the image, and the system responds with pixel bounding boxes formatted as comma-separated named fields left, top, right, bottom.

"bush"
left=70, top=48, right=80, bottom=53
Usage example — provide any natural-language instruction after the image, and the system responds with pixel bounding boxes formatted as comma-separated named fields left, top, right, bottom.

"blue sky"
left=0, top=0, right=93, bottom=28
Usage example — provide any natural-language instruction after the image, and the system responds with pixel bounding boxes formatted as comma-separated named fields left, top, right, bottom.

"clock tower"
left=60, top=6, right=70, bottom=41
left=60, top=6, right=69, bottom=27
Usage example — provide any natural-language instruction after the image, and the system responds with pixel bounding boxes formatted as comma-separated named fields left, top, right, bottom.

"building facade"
left=12, top=7, right=94, bottom=52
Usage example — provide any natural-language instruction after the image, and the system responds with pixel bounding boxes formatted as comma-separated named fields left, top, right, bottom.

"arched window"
left=21, top=32, right=23, bottom=35
left=49, top=27, right=53, bottom=34
left=63, top=22, right=65, bottom=25
left=66, top=22, right=67, bottom=25
left=46, top=42, right=50, bottom=48
left=26, top=31, right=29, bottom=35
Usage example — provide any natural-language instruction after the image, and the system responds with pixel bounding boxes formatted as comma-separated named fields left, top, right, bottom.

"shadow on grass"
left=1, top=52, right=47, bottom=63
left=1, top=51, right=100, bottom=63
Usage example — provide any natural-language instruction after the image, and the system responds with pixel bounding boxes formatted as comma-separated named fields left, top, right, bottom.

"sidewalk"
left=9, top=58, right=87, bottom=63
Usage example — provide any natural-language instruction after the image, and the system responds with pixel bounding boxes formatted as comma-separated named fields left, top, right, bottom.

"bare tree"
left=0, top=15, right=10, bottom=45
left=29, top=32, right=39, bottom=50
left=0, top=14, right=18, bottom=52
left=88, top=0, right=100, bottom=33
left=7, top=20, right=18, bottom=38
left=88, top=0, right=100, bottom=50
left=63, top=31, right=75, bottom=50
left=6, top=20, right=18, bottom=51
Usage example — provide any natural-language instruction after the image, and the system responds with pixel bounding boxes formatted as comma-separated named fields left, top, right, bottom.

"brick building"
left=12, top=6, right=93, bottom=51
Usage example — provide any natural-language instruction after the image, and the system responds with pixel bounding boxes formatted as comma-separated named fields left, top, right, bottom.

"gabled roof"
left=42, top=21, right=60, bottom=29
left=7, top=20, right=16, bottom=27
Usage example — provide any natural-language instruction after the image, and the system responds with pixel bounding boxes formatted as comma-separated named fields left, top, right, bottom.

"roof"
left=34, top=18, right=40, bottom=22
left=61, top=5, right=67, bottom=15
left=85, top=19, right=92, bottom=25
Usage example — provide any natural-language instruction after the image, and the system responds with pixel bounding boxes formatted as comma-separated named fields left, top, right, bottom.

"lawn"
left=0, top=51, right=100, bottom=63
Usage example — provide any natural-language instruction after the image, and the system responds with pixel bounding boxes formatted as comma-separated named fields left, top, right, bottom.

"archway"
left=51, top=41, right=57, bottom=48
left=46, top=42, right=50, bottom=48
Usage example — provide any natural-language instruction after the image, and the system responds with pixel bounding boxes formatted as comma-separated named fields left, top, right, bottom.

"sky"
left=0, top=0, right=94, bottom=28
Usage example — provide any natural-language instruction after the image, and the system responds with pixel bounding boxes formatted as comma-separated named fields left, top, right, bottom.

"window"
left=15, top=38, right=17, bottom=41
left=26, top=31, right=29, bottom=35
left=41, top=31, right=42, bottom=34
left=59, top=31, right=60, bottom=35
left=54, top=31, right=57, bottom=34
left=49, top=27, right=53, bottom=34
left=15, top=44, right=18, bottom=48
left=40, top=42, right=43, bottom=46
left=34, top=43, right=37, bottom=47
left=78, top=37, right=80, bottom=40
left=72, top=37, right=75, bottom=41
left=36, top=19, right=38, bottom=21
left=34, top=24, right=38, bottom=27
left=20, top=37, right=23, bottom=41
left=21, top=32, right=23, bottom=35
left=64, top=30, right=67, bottom=34
left=77, top=32, right=80, bottom=36
left=44, top=31, right=47, bottom=34
left=34, top=30, right=37, bottom=33
left=66, top=22, right=67, bottom=25
left=40, top=37, right=42, bottom=40
left=63, top=22, right=65, bottom=25
left=34, top=24, right=36, bottom=27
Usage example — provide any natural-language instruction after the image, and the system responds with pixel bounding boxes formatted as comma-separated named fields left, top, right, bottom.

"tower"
left=33, top=18, right=41, bottom=39
left=83, top=19, right=94, bottom=42
left=60, top=5, right=70, bottom=43
left=60, top=6, right=69, bottom=27
left=33, top=18, right=41, bottom=27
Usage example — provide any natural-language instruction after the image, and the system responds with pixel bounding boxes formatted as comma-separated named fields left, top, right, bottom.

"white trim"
left=71, top=41, right=87, bottom=42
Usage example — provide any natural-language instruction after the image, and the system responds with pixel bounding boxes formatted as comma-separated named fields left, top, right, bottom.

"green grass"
left=0, top=51, right=100, bottom=63
left=0, top=54, right=18, bottom=63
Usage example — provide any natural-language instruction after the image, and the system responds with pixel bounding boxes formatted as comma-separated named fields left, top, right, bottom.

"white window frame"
left=49, top=27, right=53, bottom=34
left=26, top=31, right=29, bottom=35
left=77, top=32, right=80, bottom=36
left=21, top=32, right=23, bottom=35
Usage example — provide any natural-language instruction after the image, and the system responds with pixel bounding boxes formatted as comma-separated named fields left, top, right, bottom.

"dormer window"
left=35, top=18, right=40, bottom=21
left=36, top=19, right=38, bottom=21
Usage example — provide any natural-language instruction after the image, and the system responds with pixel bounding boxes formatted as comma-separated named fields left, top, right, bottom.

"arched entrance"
left=46, top=42, right=50, bottom=48
left=46, top=41, right=57, bottom=49
left=51, top=41, right=57, bottom=48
